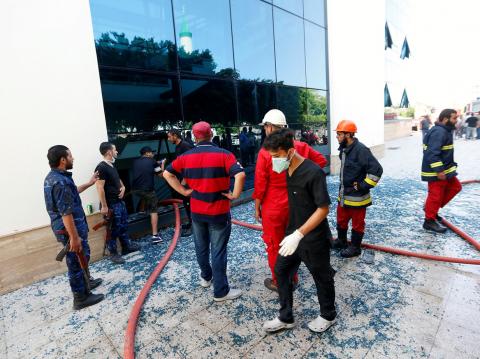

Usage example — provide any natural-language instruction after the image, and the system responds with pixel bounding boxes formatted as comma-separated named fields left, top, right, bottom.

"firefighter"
left=421, top=109, right=461, bottom=233
left=331, top=120, right=383, bottom=258
left=253, top=109, right=327, bottom=292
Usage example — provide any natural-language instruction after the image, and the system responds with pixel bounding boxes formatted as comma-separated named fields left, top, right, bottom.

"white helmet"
left=259, top=109, right=287, bottom=127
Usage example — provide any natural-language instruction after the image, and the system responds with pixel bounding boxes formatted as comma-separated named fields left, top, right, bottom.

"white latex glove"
left=279, top=230, right=304, bottom=256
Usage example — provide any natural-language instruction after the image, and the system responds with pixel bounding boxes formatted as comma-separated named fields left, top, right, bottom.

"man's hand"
left=255, top=207, right=262, bottom=223
left=119, top=186, right=126, bottom=199
left=279, top=230, right=304, bottom=256
left=69, top=236, right=82, bottom=253
left=353, top=181, right=358, bottom=191
left=222, top=191, right=239, bottom=200
left=89, top=171, right=99, bottom=186
left=437, top=172, right=446, bottom=180
left=101, top=205, right=109, bottom=215
left=182, top=188, right=193, bottom=197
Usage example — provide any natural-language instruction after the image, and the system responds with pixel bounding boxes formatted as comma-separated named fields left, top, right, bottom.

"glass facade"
left=89, top=0, right=329, bottom=213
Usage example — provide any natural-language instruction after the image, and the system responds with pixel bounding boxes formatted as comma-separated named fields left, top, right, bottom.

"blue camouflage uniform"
left=44, top=169, right=90, bottom=294
left=108, top=201, right=132, bottom=254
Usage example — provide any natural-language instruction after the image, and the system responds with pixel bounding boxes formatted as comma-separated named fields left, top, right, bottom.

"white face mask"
left=272, top=150, right=294, bottom=173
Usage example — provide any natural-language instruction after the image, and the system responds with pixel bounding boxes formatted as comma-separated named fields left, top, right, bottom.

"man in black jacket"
left=331, top=120, right=383, bottom=258
left=421, top=109, right=461, bottom=233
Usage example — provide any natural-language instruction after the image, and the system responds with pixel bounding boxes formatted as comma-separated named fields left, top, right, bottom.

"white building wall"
left=327, top=0, right=385, bottom=153
left=0, top=0, right=107, bottom=237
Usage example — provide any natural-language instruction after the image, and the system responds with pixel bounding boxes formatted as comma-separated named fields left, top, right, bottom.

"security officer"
left=421, top=109, right=462, bottom=233
left=44, top=145, right=104, bottom=310
left=95, top=142, right=140, bottom=265
left=331, top=120, right=383, bottom=258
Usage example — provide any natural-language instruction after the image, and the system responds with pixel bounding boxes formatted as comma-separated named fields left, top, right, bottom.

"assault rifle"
left=92, top=209, right=113, bottom=256
left=55, top=230, right=91, bottom=291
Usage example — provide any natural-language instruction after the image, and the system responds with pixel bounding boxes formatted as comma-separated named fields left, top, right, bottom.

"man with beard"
left=421, top=109, right=461, bottom=233
left=95, top=142, right=140, bottom=264
left=44, top=145, right=104, bottom=309
left=330, top=120, right=383, bottom=258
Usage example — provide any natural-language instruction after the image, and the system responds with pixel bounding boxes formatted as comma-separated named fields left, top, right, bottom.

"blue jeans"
left=191, top=219, right=231, bottom=298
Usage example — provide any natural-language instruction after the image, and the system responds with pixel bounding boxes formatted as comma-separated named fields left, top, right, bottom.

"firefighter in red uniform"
left=330, top=120, right=383, bottom=258
left=253, top=109, right=328, bottom=292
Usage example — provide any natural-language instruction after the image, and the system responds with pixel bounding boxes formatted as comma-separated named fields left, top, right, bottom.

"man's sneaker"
left=213, top=288, right=242, bottom=302
left=73, top=292, right=105, bottom=310
left=423, top=219, right=447, bottom=233
left=263, top=317, right=296, bottom=333
left=122, top=242, right=141, bottom=255
left=181, top=227, right=192, bottom=237
left=307, top=316, right=336, bottom=333
left=436, top=214, right=444, bottom=222
left=331, top=237, right=348, bottom=250
left=264, top=278, right=278, bottom=292
left=89, top=277, right=103, bottom=290
left=151, top=234, right=163, bottom=244
left=199, top=275, right=212, bottom=288
left=109, top=254, right=125, bottom=265
left=340, top=245, right=362, bottom=258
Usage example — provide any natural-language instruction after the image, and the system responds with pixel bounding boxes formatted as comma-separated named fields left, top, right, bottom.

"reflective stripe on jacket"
left=338, top=138, right=383, bottom=208
left=421, top=124, right=457, bottom=182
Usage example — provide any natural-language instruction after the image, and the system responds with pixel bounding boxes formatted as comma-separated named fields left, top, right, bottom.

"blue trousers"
left=191, top=220, right=231, bottom=298
left=61, top=237, right=90, bottom=294
left=107, top=201, right=132, bottom=254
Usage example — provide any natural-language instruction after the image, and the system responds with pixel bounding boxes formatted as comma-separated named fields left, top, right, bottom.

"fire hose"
left=124, top=181, right=479, bottom=358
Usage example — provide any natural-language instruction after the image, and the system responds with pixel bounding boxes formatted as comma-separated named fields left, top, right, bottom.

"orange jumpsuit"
left=252, top=141, right=327, bottom=283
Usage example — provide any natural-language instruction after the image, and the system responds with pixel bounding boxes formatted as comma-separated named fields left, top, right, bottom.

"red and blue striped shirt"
left=167, top=142, right=244, bottom=223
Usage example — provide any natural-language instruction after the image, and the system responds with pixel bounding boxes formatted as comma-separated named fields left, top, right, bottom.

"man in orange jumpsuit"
left=253, top=109, right=328, bottom=292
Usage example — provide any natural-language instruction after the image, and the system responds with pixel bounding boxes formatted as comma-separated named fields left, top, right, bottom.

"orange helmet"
left=335, top=119, right=357, bottom=133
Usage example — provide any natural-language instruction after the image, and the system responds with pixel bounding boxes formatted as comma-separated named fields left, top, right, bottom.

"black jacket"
left=338, top=138, right=383, bottom=208
left=421, top=123, right=457, bottom=182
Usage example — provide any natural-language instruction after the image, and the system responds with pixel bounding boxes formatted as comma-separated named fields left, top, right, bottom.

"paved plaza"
left=1, top=133, right=480, bottom=359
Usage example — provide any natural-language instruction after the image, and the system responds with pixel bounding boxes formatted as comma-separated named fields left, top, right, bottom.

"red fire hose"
left=124, top=199, right=182, bottom=359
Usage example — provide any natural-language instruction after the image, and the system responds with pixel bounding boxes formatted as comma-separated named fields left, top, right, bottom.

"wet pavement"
left=1, top=132, right=480, bottom=358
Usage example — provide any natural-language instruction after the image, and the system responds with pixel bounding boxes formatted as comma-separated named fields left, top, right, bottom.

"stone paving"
left=1, top=132, right=480, bottom=359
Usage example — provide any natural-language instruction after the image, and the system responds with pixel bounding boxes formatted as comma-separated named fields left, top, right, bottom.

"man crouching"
left=262, top=128, right=337, bottom=333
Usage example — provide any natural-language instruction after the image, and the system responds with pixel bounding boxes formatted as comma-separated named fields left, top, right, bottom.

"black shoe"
left=122, top=242, right=140, bottom=255
left=181, top=227, right=192, bottom=237
left=89, top=277, right=103, bottom=290
left=436, top=214, right=443, bottom=222
left=264, top=278, right=278, bottom=293
left=331, top=237, right=348, bottom=250
left=73, top=292, right=105, bottom=310
left=151, top=234, right=163, bottom=244
left=109, top=254, right=125, bottom=264
left=340, top=245, right=362, bottom=258
left=423, top=219, right=447, bottom=233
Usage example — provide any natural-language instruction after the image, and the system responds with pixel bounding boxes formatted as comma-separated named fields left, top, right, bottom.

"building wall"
left=327, top=0, right=385, bottom=161
left=0, top=0, right=107, bottom=237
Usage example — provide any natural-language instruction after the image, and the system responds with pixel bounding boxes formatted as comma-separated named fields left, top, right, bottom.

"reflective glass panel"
left=273, top=8, right=306, bottom=87
left=303, top=0, right=325, bottom=27
left=273, top=0, right=303, bottom=16
left=305, top=22, right=327, bottom=90
left=90, top=0, right=176, bottom=71
left=173, top=0, right=234, bottom=76
left=100, top=69, right=182, bottom=134
left=276, top=85, right=303, bottom=126
left=231, top=0, right=276, bottom=82
left=237, top=81, right=277, bottom=125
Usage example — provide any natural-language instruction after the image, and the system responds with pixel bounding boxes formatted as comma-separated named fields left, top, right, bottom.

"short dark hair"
left=168, top=129, right=182, bottom=139
left=438, top=109, right=456, bottom=122
left=263, top=128, right=294, bottom=152
left=99, top=142, right=114, bottom=156
left=47, top=145, right=69, bottom=168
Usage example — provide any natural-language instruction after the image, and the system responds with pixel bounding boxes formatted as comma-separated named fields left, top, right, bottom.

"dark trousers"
left=107, top=201, right=132, bottom=254
left=425, top=177, right=462, bottom=220
left=275, top=243, right=336, bottom=323
left=61, top=237, right=90, bottom=294
left=191, top=219, right=231, bottom=298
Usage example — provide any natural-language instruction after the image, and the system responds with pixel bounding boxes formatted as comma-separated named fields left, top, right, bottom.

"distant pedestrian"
left=132, top=146, right=163, bottom=243
left=163, top=121, right=246, bottom=302
left=420, top=115, right=432, bottom=138
left=421, top=109, right=462, bottom=233
left=44, top=145, right=104, bottom=310
left=239, top=127, right=249, bottom=167
left=465, top=113, right=478, bottom=139
left=95, top=142, right=140, bottom=264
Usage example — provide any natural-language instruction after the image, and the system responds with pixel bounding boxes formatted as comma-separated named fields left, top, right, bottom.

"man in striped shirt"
left=163, top=121, right=246, bottom=301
